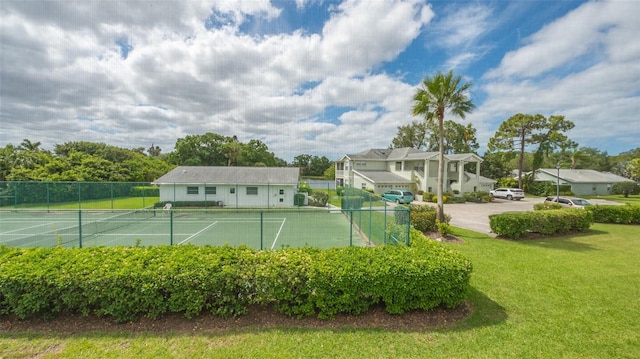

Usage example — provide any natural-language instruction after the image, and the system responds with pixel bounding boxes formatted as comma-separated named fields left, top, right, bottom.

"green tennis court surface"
left=0, top=208, right=403, bottom=250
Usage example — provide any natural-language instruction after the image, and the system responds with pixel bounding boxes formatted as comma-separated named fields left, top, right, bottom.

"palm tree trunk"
left=437, top=115, right=445, bottom=222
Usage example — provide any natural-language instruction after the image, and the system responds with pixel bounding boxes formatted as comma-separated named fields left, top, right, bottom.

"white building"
left=535, top=168, right=633, bottom=196
left=335, top=148, right=494, bottom=195
left=152, top=166, right=300, bottom=207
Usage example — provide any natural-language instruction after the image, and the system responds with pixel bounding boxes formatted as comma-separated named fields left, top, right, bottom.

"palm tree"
left=413, top=70, right=475, bottom=222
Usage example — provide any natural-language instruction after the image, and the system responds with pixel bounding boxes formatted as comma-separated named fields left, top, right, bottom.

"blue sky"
left=1, top=0, right=638, bottom=162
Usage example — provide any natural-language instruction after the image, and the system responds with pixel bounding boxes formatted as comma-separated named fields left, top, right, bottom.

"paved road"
left=416, top=198, right=544, bottom=236
left=414, top=197, right=622, bottom=236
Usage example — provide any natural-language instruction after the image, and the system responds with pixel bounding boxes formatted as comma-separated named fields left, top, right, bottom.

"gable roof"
left=340, top=147, right=478, bottom=162
left=153, top=166, right=300, bottom=185
left=537, top=168, right=632, bottom=183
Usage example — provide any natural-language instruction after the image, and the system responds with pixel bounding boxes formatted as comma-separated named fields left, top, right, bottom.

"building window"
left=395, top=162, right=402, bottom=171
left=187, top=186, right=199, bottom=195
left=247, top=187, right=258, bottom=195
left=361, top=183, right=367, bottom=189
left=205, top=187, right=216, bottom=195
left=230, top=188, right=235, bottom=194
left=279, top=189, right=284, bottom=195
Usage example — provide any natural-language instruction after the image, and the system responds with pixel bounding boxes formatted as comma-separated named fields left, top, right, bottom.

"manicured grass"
left=584, top=194, right=640, bottom=206
left=3, top=196, right=159, bottom=210
left=1, top=224, right=638, bottom=358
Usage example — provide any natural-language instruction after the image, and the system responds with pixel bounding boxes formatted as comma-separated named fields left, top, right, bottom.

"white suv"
left=490, top=188, right=525, bottom=201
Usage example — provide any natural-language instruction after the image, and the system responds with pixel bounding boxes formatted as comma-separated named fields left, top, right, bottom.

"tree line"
left=0, top=136, right=336, bottom=182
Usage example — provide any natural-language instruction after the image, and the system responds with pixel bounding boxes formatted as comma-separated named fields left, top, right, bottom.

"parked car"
left=490, top=188, right=525, bottom=201
left=381, top=190, right=414, bottom=204
left=544, top=196, right=592, bottom=208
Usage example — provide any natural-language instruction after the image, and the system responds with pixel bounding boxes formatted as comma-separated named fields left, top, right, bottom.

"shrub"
left=611, top=182, right=640, bottom=197
left=489, top=209, right=594, bottom=239
left=534, top=202, right=562, bottom=211
left=298, top=182, right=313, bottom=195
left=410, top=205, right=451, bottom=233
left=0, top=243, right=472, bottom=322
left=585, top=205, right=640, bottom=224
left=431, top=195, right=451, bottom=203
left=450, top=196, right=466, bottom=204
left=309, top=192, right=329, bottom=207
left=341, top=196, right=364, bottom=209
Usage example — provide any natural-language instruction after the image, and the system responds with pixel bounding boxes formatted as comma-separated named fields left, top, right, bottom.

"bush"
left=410, top=205, right=451, bottom=233
left=309, top=192, right=329, bottom=207
left=298, top=182, right=313, bottom=195
left=611, top=182, right=640, bottom=197
left=489, top=209, right=594, bottom=239
left=534, top=202, right=562, bottom=211
left=585, top=205, right=640, bottom=224
left=341, top=196, right=364, bottom=209
left=0, top=243, right=472, bottom=322
left=450, top=196, right=466, bottom=204
left=431, top=195, right=451, bottom=203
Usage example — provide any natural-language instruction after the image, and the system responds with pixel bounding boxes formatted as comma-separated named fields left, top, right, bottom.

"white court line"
left=0, top=221, right=69, bottom=234
left=178, top=221, right=218, bottom=245
left=270, top=218, right=286, bottom=250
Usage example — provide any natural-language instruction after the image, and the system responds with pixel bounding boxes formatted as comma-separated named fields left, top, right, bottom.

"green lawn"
left=1, top=223, right=638, bottom=358
left=584, top=194, right=640, bottom=206
left=2, top=196, right=159, bottom=210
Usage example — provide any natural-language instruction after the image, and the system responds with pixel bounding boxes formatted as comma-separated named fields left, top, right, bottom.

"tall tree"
left=413, top=70, right=475, bottom=222
left=488, top=114, right=546, bottom=189
left=487, top=114, right=573, bottom=189
left=427, top=121, right=479, bottom=154
left=390, top=120, right=430, bottom=149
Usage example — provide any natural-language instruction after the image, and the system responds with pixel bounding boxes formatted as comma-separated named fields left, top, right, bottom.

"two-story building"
left=335, top=147, right=494, bottom=195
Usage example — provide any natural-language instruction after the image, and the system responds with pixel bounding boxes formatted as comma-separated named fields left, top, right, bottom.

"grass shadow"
left=449, top=285, right=507, bottom=331
left=509, top=229, right=609, bottom=252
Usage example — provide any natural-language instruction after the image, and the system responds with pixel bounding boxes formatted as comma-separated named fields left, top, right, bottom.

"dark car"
left=381, top=190, right=414, bottom=204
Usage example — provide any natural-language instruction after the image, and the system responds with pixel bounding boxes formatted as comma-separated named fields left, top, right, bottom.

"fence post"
left=349, top=210, right=353, bottom=247
left=170, top=209, right=174, bottom=246
left=383, top=201, right=387, bottom=245
left=406, top=207, right=411, bottom=246
left=260, top=211, right=264, bottom=250
left=78, top=209, right=83, bottom=248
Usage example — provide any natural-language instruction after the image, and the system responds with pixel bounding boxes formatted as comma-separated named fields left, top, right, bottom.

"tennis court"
left=0, top=207, right=406, bottom=250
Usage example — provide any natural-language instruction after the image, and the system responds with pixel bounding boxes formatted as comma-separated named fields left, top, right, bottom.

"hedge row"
left=584, top=205, right=640, bottom=224
left=489, top=209, right=594, bottom=239
left=0, top=240, right=472, bottom=323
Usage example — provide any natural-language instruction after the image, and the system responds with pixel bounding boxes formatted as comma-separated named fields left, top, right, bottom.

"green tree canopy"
left=488, top=114, right=574, bottom=188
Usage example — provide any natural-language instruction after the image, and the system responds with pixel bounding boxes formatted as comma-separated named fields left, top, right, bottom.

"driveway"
left=416, top=197, right=544, bottom=236
left=415, top=197, right=623, bottom=236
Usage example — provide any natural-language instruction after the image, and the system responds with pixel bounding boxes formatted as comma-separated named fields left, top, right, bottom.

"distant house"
left=335, top=147, right=494, bottom=195
left=535, top=168, right=632, bottom=196
left=152, top=166, right=300, bottom=207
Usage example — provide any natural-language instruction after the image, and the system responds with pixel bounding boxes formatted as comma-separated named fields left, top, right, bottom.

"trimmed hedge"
left=410, top=205, right=451, bottom=233
left=0, top=241, right=472, bottom=322
left=585, top=205, right=640, bottom=224
left=489, top=209, right=594, bottom=239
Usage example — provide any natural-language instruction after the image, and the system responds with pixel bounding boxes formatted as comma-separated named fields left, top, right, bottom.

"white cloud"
left=473, top=0, right=640, bottom=154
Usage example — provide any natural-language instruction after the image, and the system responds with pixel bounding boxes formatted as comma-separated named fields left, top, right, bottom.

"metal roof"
left=341, top=147, right=478, bottom=162
left=537, top=168, right=632, bottom=183
left=153, top=166, right=300, bottom=185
